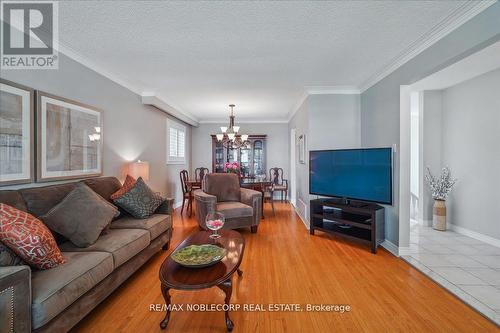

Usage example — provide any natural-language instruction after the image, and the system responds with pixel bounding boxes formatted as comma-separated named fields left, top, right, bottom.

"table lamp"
left=129, top=160, right=150, bottom=180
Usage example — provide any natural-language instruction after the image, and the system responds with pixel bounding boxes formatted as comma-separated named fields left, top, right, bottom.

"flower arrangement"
left=425, top=167, right=457, bottom=201
left=224, top=161, right=241, bottom=174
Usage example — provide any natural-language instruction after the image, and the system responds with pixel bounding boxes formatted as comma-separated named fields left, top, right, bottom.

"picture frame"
left=0, top=79, right=35, bottom=186
left=36, top=91, right=103, bottom=182
left=298, top=134, right=306, bottom=164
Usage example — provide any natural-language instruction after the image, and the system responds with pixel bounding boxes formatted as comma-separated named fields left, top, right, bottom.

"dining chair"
left=179, top=169, right=193, bottom=216
left=269, top=167, right=288, bottom=202
left=263, top=184, right=275, bottom=215
left=194, top=167, right=209, bottom=184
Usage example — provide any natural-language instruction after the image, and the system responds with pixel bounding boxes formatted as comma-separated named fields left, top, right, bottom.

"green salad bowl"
left=171, top=244, right=227, bottom=268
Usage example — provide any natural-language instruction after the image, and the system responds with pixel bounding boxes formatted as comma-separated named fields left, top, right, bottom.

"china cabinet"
left=211, top=135, right=266, bottom=177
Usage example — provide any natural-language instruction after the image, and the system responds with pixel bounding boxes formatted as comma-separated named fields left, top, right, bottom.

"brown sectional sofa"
left=0, top=177, right=173, bottom=333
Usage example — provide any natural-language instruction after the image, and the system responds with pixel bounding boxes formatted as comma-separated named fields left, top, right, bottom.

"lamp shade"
left=129, top=160, right=150, bottom=180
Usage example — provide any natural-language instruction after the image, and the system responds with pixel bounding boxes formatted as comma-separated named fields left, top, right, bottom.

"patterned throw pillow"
left=0, top=203, right=65, bottom=270
left=110, top=175, right=136, bottom=200
left=0, top=242, right=26, bottom=266
left=113, top=177, right=163, bottom=219
left=40, top=183, right=119, bottom=248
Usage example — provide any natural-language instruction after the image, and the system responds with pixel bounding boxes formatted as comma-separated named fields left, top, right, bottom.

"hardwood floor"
left=72, top=203, right=498, bottom=333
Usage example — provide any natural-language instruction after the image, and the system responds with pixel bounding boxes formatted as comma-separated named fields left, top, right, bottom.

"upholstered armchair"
left=194, top=173, right=262, bottom=233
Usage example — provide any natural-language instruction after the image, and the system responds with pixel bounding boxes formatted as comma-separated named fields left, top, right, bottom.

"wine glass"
left=205, top=212, right=225, bottom=239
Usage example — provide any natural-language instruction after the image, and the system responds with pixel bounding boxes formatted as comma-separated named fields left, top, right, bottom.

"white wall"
left=288, top=97, right=310, bottom=223
left=308, top=94, right=361, bottom=150
left=288, top=93, right=361, bottom=227
left=442, top=69, right=500, bottom=240
left=191, top=122, right=289, bottom=180
left=422, top=90, right=443, bottom=222
left=0, top=52, right=191, bottom=205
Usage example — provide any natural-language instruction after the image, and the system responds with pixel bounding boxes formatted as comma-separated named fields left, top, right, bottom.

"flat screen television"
left=309, top=148, right=393, bottom=205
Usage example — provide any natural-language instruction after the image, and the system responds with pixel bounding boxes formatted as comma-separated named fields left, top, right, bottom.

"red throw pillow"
left=110, top=174, right=136, bottom=200
left=0, top=203, right=65, bottom=270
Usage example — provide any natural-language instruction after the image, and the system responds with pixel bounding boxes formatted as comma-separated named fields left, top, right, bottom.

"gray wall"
left=308, top=94, right=361, bottom=150
left=360, top=3, right=500, bottom=246
left=0, top=52, right=191, bottom=205
left=442, top=69, right=500, bottom=240
left=288, top=94, right=361, bottom=226
left=191, top=122, right=289, bottom=180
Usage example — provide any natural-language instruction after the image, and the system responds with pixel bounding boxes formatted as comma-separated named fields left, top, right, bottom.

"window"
left=166, top=119, right=186, bottom=164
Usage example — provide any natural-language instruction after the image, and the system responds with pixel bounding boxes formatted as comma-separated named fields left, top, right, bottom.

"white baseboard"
left=291, top=202, right=309, bottom=230
left=381, top=240, right=400, bottom=257
left=398, top=246, right=412, bottom=256
left=449, top=224, right=500, bottom=248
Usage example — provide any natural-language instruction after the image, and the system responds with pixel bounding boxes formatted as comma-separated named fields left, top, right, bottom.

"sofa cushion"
left=0, top=203, right=65, bottom=270
left=82, top=177, right=122, bottom=203
left=19, top=183, right=76, bottom=217
left=0, top=241, right=26, bottom=266
left=216, top=202, right=253, bottom=219
left=113, top=178, right=163, bottom=219
left=59, top=229, right=150, bottom=268
left=110, top=214, right=171, bottom=240
left=40, top=183, right=119, bottom=248
left=31, top=251, right=113, bottom=329
left=203, top=173, right=241, bottom=202
left=110, top=175, right=136, bottom=200
left=0, top=190, right=27, bottom=212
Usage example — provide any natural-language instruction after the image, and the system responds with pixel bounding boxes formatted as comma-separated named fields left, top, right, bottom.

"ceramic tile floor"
left=401, top=223, right=500, bottom=325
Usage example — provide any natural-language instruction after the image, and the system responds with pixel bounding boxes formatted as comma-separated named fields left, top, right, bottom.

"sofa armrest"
left=0, top=266, right=31, bottom=333
left=193, top=190, right=217, bottom=229
left=155, top=198, right=175, bottom=215
left=240, top=188, right=262, bottom=225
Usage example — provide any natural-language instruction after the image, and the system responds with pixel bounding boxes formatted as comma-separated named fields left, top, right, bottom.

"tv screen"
left=309, top=148, right=392, bottom=204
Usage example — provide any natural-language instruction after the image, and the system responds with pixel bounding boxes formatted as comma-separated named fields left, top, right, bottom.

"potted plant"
left=224, top=161, right=241, bottom=175
left=425, top=167, right=457, bottom=231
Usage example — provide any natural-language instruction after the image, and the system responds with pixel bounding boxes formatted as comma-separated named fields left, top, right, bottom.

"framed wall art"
left=0, top=79, right=34, bottom=185
left=298, top=134, right=306, bottom=164
left=36, top=91, right=103, bottom=182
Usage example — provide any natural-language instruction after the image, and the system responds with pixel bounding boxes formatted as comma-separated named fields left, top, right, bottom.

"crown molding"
left=141, top=94, right=199, bottom=127
left=198, top=119, right=289, bottom=124
left=286, top=90, right=309, bottom=123
left=359, top=0, right=496, bottom=92
left=55, top=41, right=200, bottom=126
left=305, top=85, right=360, bottom=95
left=286, top=85, right=360, bottom=122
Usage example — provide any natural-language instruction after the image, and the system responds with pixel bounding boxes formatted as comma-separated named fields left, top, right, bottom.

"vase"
left=432, top=199, right=446, bottom=231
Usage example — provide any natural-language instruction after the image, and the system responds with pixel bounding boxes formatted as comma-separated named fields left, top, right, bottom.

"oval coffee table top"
left=159, top=230, right=245, bottom=290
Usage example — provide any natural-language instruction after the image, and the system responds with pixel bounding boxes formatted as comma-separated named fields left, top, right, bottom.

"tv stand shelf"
left=310, top=199, right=385, bottom=253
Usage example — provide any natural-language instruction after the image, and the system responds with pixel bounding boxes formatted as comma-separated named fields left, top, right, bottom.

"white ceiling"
left=56, top=1, right=491, bottom=123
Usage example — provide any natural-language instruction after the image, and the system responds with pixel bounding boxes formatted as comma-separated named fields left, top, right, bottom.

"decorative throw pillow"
left=113, top=177, right=163, bottom=219
left=0, top=241, right=26, bottom=266
left=110, top=174, right=136, bottom=200
left=40, top=183, right=119, bottom=248
left=0, top=203, right=65, bottom=270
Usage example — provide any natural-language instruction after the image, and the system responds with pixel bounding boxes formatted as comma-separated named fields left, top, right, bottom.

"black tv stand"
left=323, top=198, right=369, bottom=208
left=310, top=198, right=385, bottom=253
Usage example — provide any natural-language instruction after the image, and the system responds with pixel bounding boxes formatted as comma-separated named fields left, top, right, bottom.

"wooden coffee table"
left=159, top=230, right=245, bottom=331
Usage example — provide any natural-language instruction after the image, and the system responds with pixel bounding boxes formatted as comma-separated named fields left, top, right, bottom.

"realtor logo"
left=1, top=1, right=58, bottom=69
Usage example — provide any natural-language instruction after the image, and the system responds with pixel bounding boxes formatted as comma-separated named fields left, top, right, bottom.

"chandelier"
left=216, top=104, right=250, bottom=149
